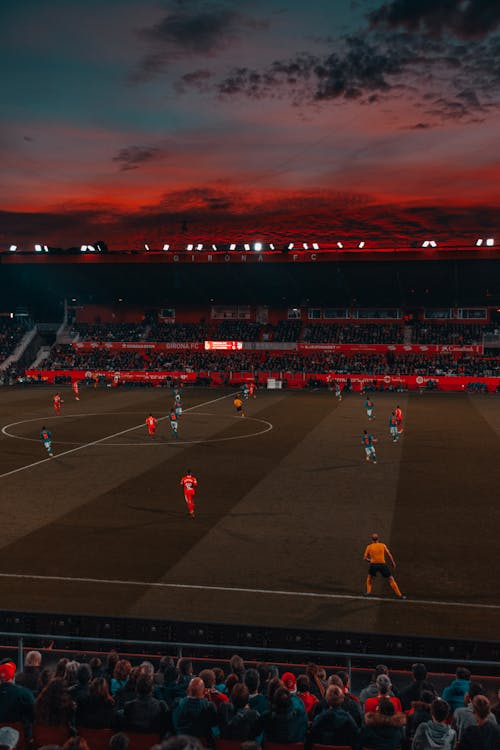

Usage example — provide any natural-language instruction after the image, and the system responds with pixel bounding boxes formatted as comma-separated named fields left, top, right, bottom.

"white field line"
left=0, top=393, right=233, bottom=480
left=0, top=572, right=497, bottom=610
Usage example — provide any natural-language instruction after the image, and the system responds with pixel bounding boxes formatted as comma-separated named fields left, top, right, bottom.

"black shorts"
left=236, top=406, right=242, bottom=412
left=369, top=563, right=391, bottom=578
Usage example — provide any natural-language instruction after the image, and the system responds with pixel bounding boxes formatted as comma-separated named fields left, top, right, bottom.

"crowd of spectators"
left=39, top=345, right=500, bottom=377
left=213, top=321, right=263, bottom=341
left=0, top=320, right=26, bottom=361
left=302, top=323, right=405, bottom=344
left=1, top=653, right=500, bottom=749
left=273, top=320, right=302, bottom=342
left=148, top=324, right=208, bottom=343
left=71, top=324, right=149, bottom=342
left=411, top=323, right=496, bottom=345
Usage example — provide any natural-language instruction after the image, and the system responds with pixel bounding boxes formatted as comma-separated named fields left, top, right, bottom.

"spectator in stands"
left=261, top=687, right=308, bottom=743
left=280, top=673, right=307, bottom=713
left=305, top=662, right=326, bottom=700
left=452, top=682, right=497, bottom=741
left=296, top=674, right=318, bottom=717
left=360, top=666, right=397, bottom=707
left=308, top=684, right=359, bottom=749
left=69, top=664, right=92, bottom=704
left=120, top=673, right=170, bottom=735
left=89, top=657, right=103, bottom=680
left=336, top=669, right=361, bottom=706
left=55, top=659, right=69, bottom=681
left=256, top=663, right=272, bottom=696
left=491, top=688, right=500, bottom=724
left=365, top=674, right=403, bottom=714
left=312, top=674, right=362, bottom=728
left=218, top=683, right=262, bottom=741
left=62, top=738, right=90, bottom=750
left=114, top=667, right=141, bottom=711
left=224, top=674, right=240, bottom=698
left=172, top=677, right=217, bottom=741
left=199, top=669, right=228, bottom=708
left=441, top=667, right=471, bottom=713
left=399, top=663, right=429, bottom=711
left=15, top=651, right=42, bottom=695
left=213, top=668, right=226, bottom=694
left=111, top=661, right=132, bottom=696
left=360, top=697, right=406, bottom=750
left=34, top=678, right=75, bottom=729
left=0, top=726, right=20, bottom=750
left=457, top=695, right=500, bottom=749
left=406, top=688, right=438, bottom=744
left=75, top=677, right=115, bottom=729
left=176, top=660, right=193, bottom=691
left=0, top=661, right=34, bottom=733
left=154, top=665, right=186, bottom=707
left=229, top=655, right=245, bottom=681
left=155, top=657, right=175, bottom=688
left=157, top=736, right=203, bottom=750
left=104, top=652, right=120, bottom=688
left=411, top=698, right=456, bottom=750
left=109, top=732, right=129, bottom=750
left=64, top=661, right=80, bottom=689
left=245, top=669, right=268, bottom=714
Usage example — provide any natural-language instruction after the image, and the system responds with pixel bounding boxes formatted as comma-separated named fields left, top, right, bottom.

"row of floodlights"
left=421, top=238, right=495, bottom=248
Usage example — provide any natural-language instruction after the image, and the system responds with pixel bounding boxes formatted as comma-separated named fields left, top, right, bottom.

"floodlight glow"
left=254, top=242, right=262, bottom=251
left=303, top=243, right=308, bottom=250
left=288, top=243, right=294, bottom=250
left=9, top=245, right=16, bottom=252
left=337, top=241, right=343, bottom=249
left=269, top=243, right=275, bottom=250
left=35, top=244, right=43, bottom=252
left=229, top=243, right=236, bottom=250
left=187, top=244, right=193, bottom=251
left=422, top=240, right=430, bottom=247
left=312, top=243, right=319, bottom=250
left=476, top=239, right=483, bottom=246
left=487, top=238, right=495, bottom=246
left=358, top=241, right=365, bottom=249
left=196, top=244, right=203, bottom=251
left=144, top=244, right=150, bottom=251
left=244, top=244, right=250, bottom=251
left=212, top=244, right=217, bottom=251
left=430, top=240, right=437, bottom=247
left=87, top=245, right=96, bottom=252
left=163, top=244, right=170, bottom=251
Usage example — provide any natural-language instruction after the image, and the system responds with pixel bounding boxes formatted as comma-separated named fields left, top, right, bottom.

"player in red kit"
left=53, top=393, right=63, bottom=415
left=146, top=414, right=157, bottom=436
left=72, top=380, right=80, bottom=401
left=395, top=405, right=403, bottom=434
left=248, top=382, right=256, bottom=398
left=180, top=470, right=198, bottom=518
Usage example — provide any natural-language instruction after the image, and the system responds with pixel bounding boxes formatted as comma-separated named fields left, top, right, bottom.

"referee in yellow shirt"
left=363, top=533, right=406, bottom=599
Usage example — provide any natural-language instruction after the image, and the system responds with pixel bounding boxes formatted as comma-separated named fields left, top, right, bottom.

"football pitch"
left=0, top=384, right=499, bottom=642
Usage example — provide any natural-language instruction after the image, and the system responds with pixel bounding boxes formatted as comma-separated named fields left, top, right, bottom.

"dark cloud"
left=369, top=0, right=500, bottom=39
left=133, top=1, right=267, bottom=82
left=174, top=68, right=213, bottom=94
left=112, top=146, right=166, bottom=171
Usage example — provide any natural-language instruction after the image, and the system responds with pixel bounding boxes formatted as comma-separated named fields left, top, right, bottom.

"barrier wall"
left=25, top=369, right=500, bottom=391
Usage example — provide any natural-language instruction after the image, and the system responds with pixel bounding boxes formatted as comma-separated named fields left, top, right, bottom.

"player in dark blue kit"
left=362, top=430, right=377, bottom=464
left=40, top=426, right=54, bottom=457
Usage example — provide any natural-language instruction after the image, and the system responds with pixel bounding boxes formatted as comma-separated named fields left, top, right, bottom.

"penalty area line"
left=0, top=572, right=498, bottom=611
left=0, top=392, right=233, bottom=481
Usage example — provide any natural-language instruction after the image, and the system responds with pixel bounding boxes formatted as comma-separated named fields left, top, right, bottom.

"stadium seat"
left=32, top=722, right=72, bottom=748
left=311, top=745, right=353, bottom=750
left=215, top=740, right=245, bottom=750
left=0, top=722, right=26, bottom=750
left=125, top=732, right=162, bottom=750
left=265, top=743, right=305, bottom=750
left=78, top=727, right=115, bottom=750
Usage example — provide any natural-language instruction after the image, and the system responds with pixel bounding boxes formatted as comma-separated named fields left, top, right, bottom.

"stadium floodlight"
left=337, top=241, right=343, bottom=249
left=212, top=244, right=217, bottom=251
left=144, top=244, right=150, bottom=251
left=422, top=240, right=437, bottom=248
left=358, top=241, right=365, bottom=249
left=35, top=244, right=43, bottom=252
left=303, top=243, right=309, bottom=250
left=187, top=244, right=193, bottom=251
left=269, top=243, right=275, bottom=250
left=87, top=245, right=96, bottom=252
left=229, top=243, right=236, bottom=250
left=163, top=244, right=170, bottom=251
left=487, top=238, right=495, bottom=246
left=254, top=242, right=262, bottom=251
left=9, top=245, right=16, bottom=252
left=196, top=244, right=203, bottom=251
left=476, top=239, right=483, bottom=246
left=312, top=243, right=319, bottom=250
left=287, top=243, right=294, bottom=250
left=244, top=243, right=250, bottom=251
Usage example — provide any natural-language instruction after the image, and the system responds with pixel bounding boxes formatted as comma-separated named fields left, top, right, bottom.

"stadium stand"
left=148, top=324, right=208, bottom=342
left=0, top=320, right=26, bottom=361
left=302, top=323, right=404, bottom=344
left=71, top=324, right=149, bottom=342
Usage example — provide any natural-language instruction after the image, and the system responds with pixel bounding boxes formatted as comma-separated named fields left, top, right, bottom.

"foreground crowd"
left=1, top=654, right=500, bottom=749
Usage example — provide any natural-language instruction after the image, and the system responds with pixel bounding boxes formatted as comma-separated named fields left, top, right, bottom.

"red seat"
left=265, top=743, right=305, bottom=750
left=32, top=723, right=71, bottom=749
left=215, top=740, right=245, bottom=750
left=125, top=732, right=162, bottom=750
left=312, top=745, right=352, bottom=750
left=0, top=722, right=26, bottom=750
left=78, top=727, right=115, bottom=750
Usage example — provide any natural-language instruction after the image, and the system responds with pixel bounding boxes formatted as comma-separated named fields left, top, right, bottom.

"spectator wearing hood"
left=441, top=668, right=470, bottom=713
left=308, top=685, right=359, bottom=749
left=359, top=697, right=406, bottom=750
left=412, top=698, right=456, bottom=750
left=399, top=664, right=430, bottom=711
left=0, top=661, right=34, bottom=733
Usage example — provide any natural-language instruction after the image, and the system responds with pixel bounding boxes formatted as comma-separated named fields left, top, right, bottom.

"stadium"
left=1, top=1, right=500, bottom=749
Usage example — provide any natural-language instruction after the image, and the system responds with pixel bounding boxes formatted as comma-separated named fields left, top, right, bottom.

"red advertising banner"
left=297, top=343, right=484, bottom=354
left=73, top=341, right=204, bottom=351
left=25, top=369, right=498, bottom=391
